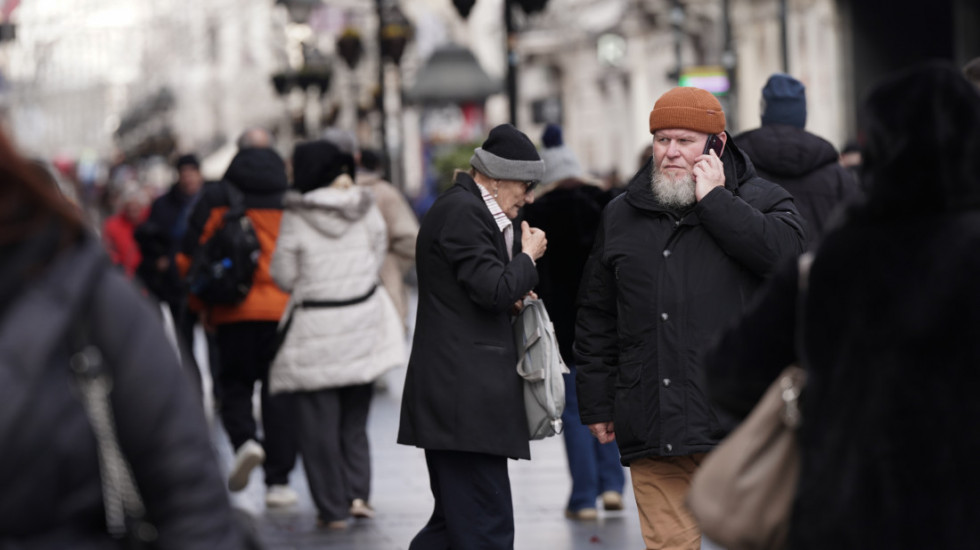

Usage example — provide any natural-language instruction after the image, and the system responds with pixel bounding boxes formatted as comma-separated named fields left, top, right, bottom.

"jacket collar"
left=453, top=171, right=511, bottom=259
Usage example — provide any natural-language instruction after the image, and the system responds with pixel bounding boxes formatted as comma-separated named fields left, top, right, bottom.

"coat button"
left=661, top=312, right=669, bottom=321
left=663, top=249, right=671, bottom=258
left=665, top=443, right=673, bottom=453
left=663, top=378, right=671, bottom=387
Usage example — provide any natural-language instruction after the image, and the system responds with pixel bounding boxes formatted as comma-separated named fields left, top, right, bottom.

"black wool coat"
left=575, top=137, right=806, bottom=464
left=736, top=124, right=860, bottom=247
left=398, top=172, right=538, bottom=459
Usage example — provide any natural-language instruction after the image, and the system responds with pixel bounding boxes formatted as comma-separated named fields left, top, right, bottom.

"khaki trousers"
left=629, top=453, right=706, bottom=550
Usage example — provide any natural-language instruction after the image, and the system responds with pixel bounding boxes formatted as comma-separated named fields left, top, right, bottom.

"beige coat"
left=269, top=182, right=405, bottom=393
left=356, top=172, right=419, bottom=331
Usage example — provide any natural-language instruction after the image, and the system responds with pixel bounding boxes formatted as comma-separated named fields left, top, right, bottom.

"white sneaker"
left=265, top=485, right=299, bottom=508
left=349, top=498, right=375, bottom=519
left=228, top=440, right=265, bottom=492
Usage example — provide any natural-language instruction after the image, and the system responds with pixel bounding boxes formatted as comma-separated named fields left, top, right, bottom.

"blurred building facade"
left=0, top=0, right=285, bottom=178
left=0, top=0, right=975, bottom=193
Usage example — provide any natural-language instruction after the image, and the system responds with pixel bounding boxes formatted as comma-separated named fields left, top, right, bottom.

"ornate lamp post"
left=273, top=0, right=330, bottom=142
left=377, top=2, right=412, bottom=187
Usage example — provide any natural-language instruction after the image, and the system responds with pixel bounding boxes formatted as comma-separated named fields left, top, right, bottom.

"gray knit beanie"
left=470, top=124, right=545, bottom=182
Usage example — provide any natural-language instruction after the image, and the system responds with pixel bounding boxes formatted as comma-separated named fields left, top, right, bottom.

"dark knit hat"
left=292, top=140, right=356, bottom=194
left=175, top=153, right=200, bottom=170
left=470, top=124, right=545, bottom=182
left=542, top=123, right=563, bottom=148
left=761, top=73, right=807, bottom=128
left=540, top=124, right=583, bottom=186
left=649, top=87, right=726, bottom=135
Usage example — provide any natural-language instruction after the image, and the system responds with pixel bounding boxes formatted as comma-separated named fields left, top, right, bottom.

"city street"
left=200, top=300, right=646, bottom=550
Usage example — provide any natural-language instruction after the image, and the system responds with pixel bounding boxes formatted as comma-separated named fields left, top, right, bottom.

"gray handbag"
left=513, top=297, right=569, bottom=440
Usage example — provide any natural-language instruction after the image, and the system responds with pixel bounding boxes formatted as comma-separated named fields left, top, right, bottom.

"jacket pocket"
left=474, top=341, right=507, bottom=353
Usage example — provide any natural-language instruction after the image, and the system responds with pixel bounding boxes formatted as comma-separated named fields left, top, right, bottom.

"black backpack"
left=186, top=183, right=260, bottom=305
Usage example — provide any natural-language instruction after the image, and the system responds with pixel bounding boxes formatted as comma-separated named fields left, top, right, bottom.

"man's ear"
left=717, top=132, right=728, bottom=156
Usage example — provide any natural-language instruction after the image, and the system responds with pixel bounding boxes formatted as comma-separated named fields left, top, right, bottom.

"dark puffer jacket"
left=705, top=63, right=980, bottom=550
left=736, top=125, right=859, bottom=247
left=574, top=137, right=806, bottom=464
left=0, top=235, right=242, bottom=549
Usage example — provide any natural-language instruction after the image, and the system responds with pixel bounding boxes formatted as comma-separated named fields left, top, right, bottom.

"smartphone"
left=702, top=135, right=724, bottom=157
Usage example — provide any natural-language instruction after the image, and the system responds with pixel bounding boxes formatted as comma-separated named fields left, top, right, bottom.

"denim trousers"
left=561, top=366, right=626, bottom=511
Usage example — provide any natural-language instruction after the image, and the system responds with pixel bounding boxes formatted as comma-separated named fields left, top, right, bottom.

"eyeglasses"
left=523, top=180, right=539, bottom=193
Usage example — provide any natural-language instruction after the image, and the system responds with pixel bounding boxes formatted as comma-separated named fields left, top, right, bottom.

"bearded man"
left=574, top=86, right=806, bottom=550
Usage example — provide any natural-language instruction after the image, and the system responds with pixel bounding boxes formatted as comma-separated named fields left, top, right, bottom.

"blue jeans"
left=561, top=366, right=625, bottom=511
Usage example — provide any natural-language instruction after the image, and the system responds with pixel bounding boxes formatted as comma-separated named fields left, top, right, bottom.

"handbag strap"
left=68, top=272, right=157, bottom=544
left=782, top=252, right=815, bottom=428
left=794, top=252, right=814, bottom=366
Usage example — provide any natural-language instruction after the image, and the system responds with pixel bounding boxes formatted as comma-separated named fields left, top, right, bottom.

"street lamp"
left=276, top=0, right=322, bottom=24
left=377, top=2, right=413, bottom=188
left=380, top=4, right=411, bottom=65
left=336, top=27, right=364, bottom=70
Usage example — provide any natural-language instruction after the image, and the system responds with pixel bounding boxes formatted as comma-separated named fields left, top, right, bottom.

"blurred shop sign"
left=531, top=97, right=561, bottom=124
left=420, top=103, right=486, bottom=144
left=679, top=65, right=730, bottom=95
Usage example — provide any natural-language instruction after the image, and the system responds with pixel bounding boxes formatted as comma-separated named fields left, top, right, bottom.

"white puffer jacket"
left=269, top=180, right=406, bottom=393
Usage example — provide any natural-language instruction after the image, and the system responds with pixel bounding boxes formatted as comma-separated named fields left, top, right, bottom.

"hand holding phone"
left=694, top=134, right=726, bottom=201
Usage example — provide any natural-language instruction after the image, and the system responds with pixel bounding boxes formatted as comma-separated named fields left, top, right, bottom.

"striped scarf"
left=476, top=182, right=513, bottom=260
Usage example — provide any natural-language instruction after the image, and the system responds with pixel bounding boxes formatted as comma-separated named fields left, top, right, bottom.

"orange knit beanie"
left=649, top=87, right=726, bottom=134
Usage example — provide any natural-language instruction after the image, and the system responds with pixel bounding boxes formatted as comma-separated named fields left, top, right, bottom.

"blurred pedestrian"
left=355, top=148, right=419, bottom=334
left=523, top=124, right=625, bottom=521
left=135, top=154, right=206, bottom=389
left=399, top=124, right=548, bottom=550
left=270, top=140, right=405, bottom=529
left=178, top=145, right=300, bottom=509
left=321, top=127, right=419, bottom=335
left=704, top=61, right=980, bottom=550
left=575, top=87, right=806, bottom=550
left=736, top=73, right=860, bottom=248
left=102, top=185, right=148, bottom=278
left=0, top=128, right=244, bottom=549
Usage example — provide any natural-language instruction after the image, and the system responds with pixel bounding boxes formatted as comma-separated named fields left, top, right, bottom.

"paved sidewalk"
left=200, top=286, right=646, bottom=549
left=209, top=363, right=645, bottom=550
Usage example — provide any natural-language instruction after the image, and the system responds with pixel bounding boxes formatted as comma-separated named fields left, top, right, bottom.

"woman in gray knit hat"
left=399, top=124, right=548, bottom=549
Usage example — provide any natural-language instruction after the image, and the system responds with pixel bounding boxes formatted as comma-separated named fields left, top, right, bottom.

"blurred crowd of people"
left=2, top=56, right=979, bottom=550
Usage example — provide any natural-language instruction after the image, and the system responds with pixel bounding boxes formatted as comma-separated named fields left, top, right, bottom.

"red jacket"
left=102, top=210, right=146, bottom=277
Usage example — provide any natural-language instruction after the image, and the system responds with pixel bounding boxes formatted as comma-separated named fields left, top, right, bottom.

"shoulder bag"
left=686, top=252, right=813, bottom=550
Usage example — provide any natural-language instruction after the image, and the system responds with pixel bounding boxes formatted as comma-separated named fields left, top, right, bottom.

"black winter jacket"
left=0, top=235, right=242, bottom=549
left=574, top=138, right=806, bottom=464
left=736, top=125, right=859, bottom=247
left=136, top=184, right=198, bottom=304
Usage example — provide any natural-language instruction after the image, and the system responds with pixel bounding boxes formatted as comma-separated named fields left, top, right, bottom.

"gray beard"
left=650, top=163, right=696, bottom=209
